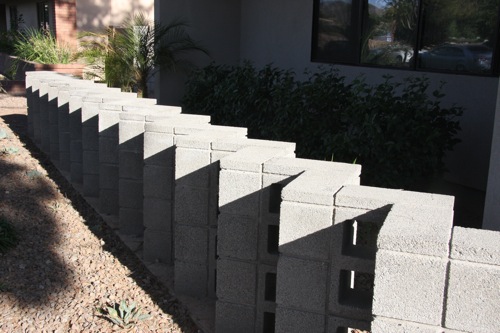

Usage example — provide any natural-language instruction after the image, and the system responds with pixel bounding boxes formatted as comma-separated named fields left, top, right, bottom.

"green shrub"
left=0, top=31, right=17, bottom=55
left=13, top=28, right=73, bottom=64
left=182, top=62, right=463, bottom=189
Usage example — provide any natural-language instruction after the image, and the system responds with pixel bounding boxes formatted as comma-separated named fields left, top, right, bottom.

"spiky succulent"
left=98, top=300, right=151, bottom=329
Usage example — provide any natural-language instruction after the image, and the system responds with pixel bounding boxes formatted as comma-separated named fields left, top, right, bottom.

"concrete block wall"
left=81, top=92, right=144, bottom=196
left=25, top=73, right=500, bottom=333
left=372, top=205, right=500, bottom=333
left=142, top=115, right=217, bottom=263
left=98, top=102, right=182, bottom=217
left=216, top=155, right=358, bottom=333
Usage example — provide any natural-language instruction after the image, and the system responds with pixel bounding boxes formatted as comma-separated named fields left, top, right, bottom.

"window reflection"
left=417, top=0, right=499, bottom=74
left=312, top=0, right=500, bottom=75
left=315, top=0, right=358, bottom=63
left=361, top=0, right=418, bottom=67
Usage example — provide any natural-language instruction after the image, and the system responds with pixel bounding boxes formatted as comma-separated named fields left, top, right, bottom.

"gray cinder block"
left=216, top=259, right=257, bottom=306
left=450, top=226, right=500, bottom=265
left=445, top=260, right=500, bottom=332
left=215, top=302, right=255, bottom=333
left=372, top=249, right=447, bottom=326
left=174, top=225, right=208, bottom=263
left=278, top=201, right=333, bottom=261
left=174, top=261, right=208, bottom=296
left=275, top=307, right=325, bottom=333
left=371, top=316, right=439, bottom=333
left=217, top=214, right=258, bottom=261
left=276, top=256, right=328, bottom=313
left=143, top=229, right=172, bottom=263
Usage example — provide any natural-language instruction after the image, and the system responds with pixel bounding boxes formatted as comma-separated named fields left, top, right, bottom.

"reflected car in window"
left=418, top=44, right=492, bottom=73
left=364, top=44, right=414, bottom=66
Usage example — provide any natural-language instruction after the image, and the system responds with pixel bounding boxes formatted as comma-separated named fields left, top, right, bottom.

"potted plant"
left=11, top=27, right=85, bottom=78
left=79, top=13, right=208, bottom=97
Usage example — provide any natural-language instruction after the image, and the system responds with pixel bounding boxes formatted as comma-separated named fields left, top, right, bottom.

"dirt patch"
left=0, top=95, right=198, bottom=332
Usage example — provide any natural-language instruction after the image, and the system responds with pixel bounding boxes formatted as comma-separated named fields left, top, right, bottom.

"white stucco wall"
left=76, top=0, right=154, bottom=32
left=155, top=0, right=241, bottom=105
left=157, top=0, right=499, bottom=213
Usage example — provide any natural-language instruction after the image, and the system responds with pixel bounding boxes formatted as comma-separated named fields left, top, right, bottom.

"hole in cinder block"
left=342, top=220, right=381, bottom=259
left=338, top=269, right=373, bottom=310
left=269, top=183, right=283, bottom=214
left=264, top=272, right=277, bottom=302
left=267, top=225, right=279, bottom=255
left=263, top=312, right=276, bottom=333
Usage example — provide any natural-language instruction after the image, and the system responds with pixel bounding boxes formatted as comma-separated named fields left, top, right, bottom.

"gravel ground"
left=0, top=94, right=199, bottom=332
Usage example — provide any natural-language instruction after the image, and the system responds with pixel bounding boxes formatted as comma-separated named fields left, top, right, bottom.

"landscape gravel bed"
left=0, top=94, right=199, bottom=332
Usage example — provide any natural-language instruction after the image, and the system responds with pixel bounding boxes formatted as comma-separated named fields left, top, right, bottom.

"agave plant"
left=98, top=300, right=151, bottom=329
left=79, top=13, right=208, bottom=98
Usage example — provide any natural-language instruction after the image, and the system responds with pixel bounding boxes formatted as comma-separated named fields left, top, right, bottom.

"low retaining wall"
left=25, top=71, right=500, bottom=333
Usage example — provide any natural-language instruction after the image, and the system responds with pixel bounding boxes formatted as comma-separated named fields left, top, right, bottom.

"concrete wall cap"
left=264, top=156, right=361, bottom=176
left=336, top=185, right=455, bottom=210
left=377, top=204, right=454, bottom=257
left=451, top=226, right=500, bottom=265
left=219, top=146, right=294, bottom=172
left=212, top=137, right=296, bottom=153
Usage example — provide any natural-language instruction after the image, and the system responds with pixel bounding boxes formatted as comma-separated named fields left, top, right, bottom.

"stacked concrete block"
left=48, top=80, right=107, bottom=163
left=217, top=147, right=317, bottom=333
left=229, top=159, right=355, bottom=333
left=142, top=114, right=212, bottom=262
left=368, top=193, right=454, bottom=332
left=216, top=155, right=358, bottom=332
left=25, top=71, right=64, bottom=143
left=56, top=83, right=108, bottom=172
left=446, top=227, right=500, bottom=332
left=116, top=107, right=188, bottom=235
left=80, top=92, right=145, bottom=196
left=174, top=128, right=255, bottom=298
left=98, top=102, right=182, bottom=216
left=332, top=187, right=453, bottom=332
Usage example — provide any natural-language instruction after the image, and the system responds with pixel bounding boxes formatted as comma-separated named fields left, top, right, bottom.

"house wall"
left=157, top=0, right=499, bottom=229
left=75, top=0, right=154, bottom=32
left=483, top=83, right=500, bottom=231
left=4, top=1, right=39, bottom=30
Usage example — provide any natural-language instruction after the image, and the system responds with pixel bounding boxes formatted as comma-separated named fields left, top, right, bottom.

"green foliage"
left=13, top=28, right=73, bottom=64
left=1, top=146, right=19, bottom=155
left=0, top=217, right=18, bottom=254
left=26, top=169, right=44, bottom=180
left=98, top=300, right=151, bottom=329
left=182, top=62, right=463, bottom=189
left=0, top=31, right=17, bottom=55
left=0, top=128, right=7, bottom=139
left=78, top=13, right=207, bottom=97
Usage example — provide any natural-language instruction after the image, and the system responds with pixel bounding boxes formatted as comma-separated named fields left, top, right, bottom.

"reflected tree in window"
left=419, top=0, right=500, bottom=73
left=361, top=0, right=418, bottom=66
left=312, top=0, right=500, bottom=74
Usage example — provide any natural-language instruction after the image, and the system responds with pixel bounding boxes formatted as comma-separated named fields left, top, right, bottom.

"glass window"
left=417, top=0, right=499, bottom=74
left=37, top=2, right=50, bottom=30
left=361, top=0, right=418, bottom=67
left=311, top=0, right=500, bottom=75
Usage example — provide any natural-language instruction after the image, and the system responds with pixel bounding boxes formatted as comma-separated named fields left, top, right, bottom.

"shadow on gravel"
left=0, top=117, right=198, bottom=332
left=0, top=142, right=72, bottom=306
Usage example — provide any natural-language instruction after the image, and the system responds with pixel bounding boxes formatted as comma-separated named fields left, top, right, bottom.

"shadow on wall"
left=76, top=0, right=154, bottom=32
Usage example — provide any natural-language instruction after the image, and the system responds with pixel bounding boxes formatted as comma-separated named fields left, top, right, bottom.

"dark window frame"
left=37, top=1, right=50, bottom=31
left=311, top=0, right=500, bottom=77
